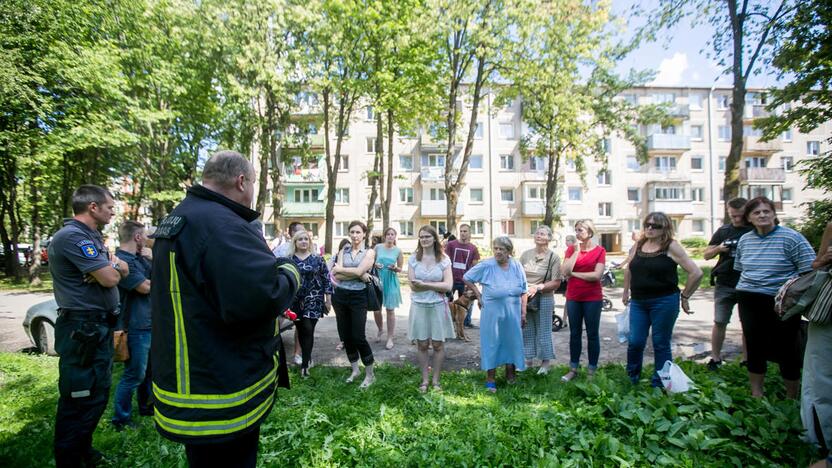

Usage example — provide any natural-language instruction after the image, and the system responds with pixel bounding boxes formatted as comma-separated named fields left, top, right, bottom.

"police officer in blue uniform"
left=49, top=185, right=129, bottom=467
left=150, top=151, right=300, bottom=467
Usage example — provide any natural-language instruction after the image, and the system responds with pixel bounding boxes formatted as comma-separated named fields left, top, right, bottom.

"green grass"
left=0, top=352, right=819, bottom=467
left=0, top=271, right=53, bottom=293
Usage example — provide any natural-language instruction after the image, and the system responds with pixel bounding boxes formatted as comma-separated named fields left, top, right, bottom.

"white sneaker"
left=293, top=354, right=302, bottom=366
left=308, top=359, right=314, bottom=369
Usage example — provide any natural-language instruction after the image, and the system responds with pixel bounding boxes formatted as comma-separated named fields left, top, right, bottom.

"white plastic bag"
left=615, top=306, right=629, bottom=343
left=658, top=360, right=694, bottom=393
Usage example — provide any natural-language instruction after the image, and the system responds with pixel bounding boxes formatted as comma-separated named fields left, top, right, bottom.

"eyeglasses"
left=644, top=223, right=664, bottom=230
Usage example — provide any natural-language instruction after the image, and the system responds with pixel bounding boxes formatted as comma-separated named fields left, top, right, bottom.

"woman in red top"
left=560, top=220, right=606, bottom=382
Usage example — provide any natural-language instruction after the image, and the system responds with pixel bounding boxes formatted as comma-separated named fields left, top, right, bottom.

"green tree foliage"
left=757, top=0, right=832, bottom=247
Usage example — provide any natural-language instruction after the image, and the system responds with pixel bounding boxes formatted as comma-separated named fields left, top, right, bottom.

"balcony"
left=743, top=105, right=770, bottom=121
left=521, top=200, right=564, bottom=217
left=282, top=201, right=325, bottom=217
left=420, top=166, right=446, bottom=182
left=646, top=134, right=691, bottom=153
left=667, top=104, right=690, bottom=119
left=647, top=200, right=693, bottom=216
left=420, top=199, right=462, bottom=217
left=284, top=162, right=325, bottom=184
left=743, top=135, right=782, bottom=155
left=739, top=167, right=785, bottom=184
left=284, top=133, right=326, bottom=151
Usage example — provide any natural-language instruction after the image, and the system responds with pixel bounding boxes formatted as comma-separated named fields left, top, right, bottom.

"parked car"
left=0, top=243, right=33, bottom=266
left=22, top=299, right=58, bottom=355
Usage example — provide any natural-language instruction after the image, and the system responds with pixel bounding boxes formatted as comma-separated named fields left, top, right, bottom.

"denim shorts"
left=713, top=284, right=740, bottom=325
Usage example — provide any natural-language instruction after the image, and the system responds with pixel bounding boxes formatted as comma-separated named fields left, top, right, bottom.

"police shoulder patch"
left=153, top=215, right=186, bottom=239
left=78, top=242, right=99, bottom=258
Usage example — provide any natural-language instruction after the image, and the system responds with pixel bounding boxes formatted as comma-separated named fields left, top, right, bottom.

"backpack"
left=775, top=267, right=832, bottom=322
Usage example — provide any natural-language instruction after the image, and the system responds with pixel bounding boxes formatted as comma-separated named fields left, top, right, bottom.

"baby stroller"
left=552, top=263, right=618, bottom=332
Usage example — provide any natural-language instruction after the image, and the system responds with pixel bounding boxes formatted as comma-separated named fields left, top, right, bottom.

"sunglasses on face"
left=644, top=223, right=664, bottom=230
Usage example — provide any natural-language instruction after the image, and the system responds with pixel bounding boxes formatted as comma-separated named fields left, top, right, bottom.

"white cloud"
left=650, top=52, right=689, bottom=86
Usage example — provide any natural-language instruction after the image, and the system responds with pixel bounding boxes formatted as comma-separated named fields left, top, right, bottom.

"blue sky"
left=612, top=0, right=783, bottom=89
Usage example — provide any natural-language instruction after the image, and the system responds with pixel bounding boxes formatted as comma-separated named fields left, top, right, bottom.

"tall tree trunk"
left=256, top=91, right=274, bottom=215
left=383, top=109, right=394, bottom=231
left=366, top=110, right=383, bottom=235
left=29, top=166, right=42, bottom=286
left=323, top=88, right=356, bottom=253
left=723, top=0, right=746, bottom=221
left=543, top=137, right=563, bottom=227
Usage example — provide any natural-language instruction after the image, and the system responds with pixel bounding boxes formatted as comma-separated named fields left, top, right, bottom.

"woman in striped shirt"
left=734, top=197, right=816, bottom=398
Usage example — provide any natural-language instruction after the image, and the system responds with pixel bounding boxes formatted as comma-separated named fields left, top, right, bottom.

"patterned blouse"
left=290, top=254, right=334, bottom=319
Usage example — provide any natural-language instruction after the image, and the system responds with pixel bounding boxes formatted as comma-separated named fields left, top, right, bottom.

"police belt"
left=58, top=308, right=115, bottom=322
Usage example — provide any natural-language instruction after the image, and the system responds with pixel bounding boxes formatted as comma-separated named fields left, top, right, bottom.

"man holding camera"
left=49, top=185, right=129, bottom=467
left=704, top=197, right=751, bottom=370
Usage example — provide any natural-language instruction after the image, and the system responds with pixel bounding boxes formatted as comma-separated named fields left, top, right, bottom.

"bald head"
left=202, top=151, right=256, bottom=207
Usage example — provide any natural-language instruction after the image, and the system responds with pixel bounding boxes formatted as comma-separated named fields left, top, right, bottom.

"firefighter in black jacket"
left=150, top=151, right=301, bottom=467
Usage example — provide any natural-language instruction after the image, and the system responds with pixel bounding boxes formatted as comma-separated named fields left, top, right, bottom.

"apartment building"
left=257, top=86, right=828, bottom=255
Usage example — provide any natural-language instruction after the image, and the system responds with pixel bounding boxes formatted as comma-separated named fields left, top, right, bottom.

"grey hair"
left=493, top=236, right=514, bottom=256
left=202, top=150, right=254, bottom=189
left=535, top=225, right=553, bottom=241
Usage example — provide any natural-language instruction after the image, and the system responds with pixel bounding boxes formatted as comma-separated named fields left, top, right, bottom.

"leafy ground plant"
left=0, top=353, right=819, bottom=467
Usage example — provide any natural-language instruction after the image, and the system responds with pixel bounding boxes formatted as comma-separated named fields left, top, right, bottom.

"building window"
left=470, top=188, right=484, bottom=203
left=527, top=186, right=544, bottom=200
left=719, top=188, right=724, bottom=201
left=334, top=221, right=350, bottom=237
left=475, top=122, right=484, bottom=139
left=294, top=188, right=320, bottom=203
left=470, top=220, right=484, bottom=236
left=366, top=137, right=380, bottom=153
left=338, top=155, right=349, bottom=172
left=366, top=106, right=375, bottom=121
left=627, top=219, right=640, bottom=233
left=807, top=141, right=820, bottom=156
left=745, top=157, right=767, bottom=168
left=501, top=220, right=515, bottom=235
left=653, top=187, right=685, bottom=200
left=718, top=125, right=731, bottom=141
left=429, top=220, right=447, bottom=234
left=568, top=187, right=582, bottom=202
left=264, top=223, right=276, bottom=239
left=626, top=155, right=641, bottom=171
left=429, top=188, right=445, bottom=201
left=565, top=159, right=576, bottom=171
left=334, top=188, right=350, bottom=204
left=689, top=93, right=703, bottom=109
left=399, top=188, right=413, bottom=203
left=399, top=155, right=413, bottom=170
left=469, top=154, right=483, bottom=169
left=500, top=188, right=514, bottom=203
left=627, top=188, right=641, bottom=202
left=530, top=157, right=546, bottom=171
left=601, top=138, right=612, bottom=153
left=372, top=204, right=382, bottom=220
left=692, top=187, right=705, bottom=202
left=597, top=170, right=612, bottom=186
left=718, top=156, right=726, bottom=172
left=781, top=156, right=794, bottom=172
left=498, top=122, right=515, bottom=139
left=690, top=156, right=704, bottom=170
left=782, top=187, right=793, bottom=202
left=422, top=154, right=445, bottom=167
left=782, top=129, right=792, bottom=142
left=717, top=95, right=730, bottom=109
left=398, top=221, right=414, bottom=237
left=598, top=202, right=612, bottom=217
left=530, top=220, right=544, bottom=235
left=500, top=154, right=514, bottom=170
left=301, top=223, right=319, bottom=237
left=654, top=156, right=677, bottom=172
left=653, top=93, right=675, bottom=104
left=621, top=94, right=637, bottom=105
left=690, top=125, right=703, bottom=140
left=692, top=219, right=705, bottom=233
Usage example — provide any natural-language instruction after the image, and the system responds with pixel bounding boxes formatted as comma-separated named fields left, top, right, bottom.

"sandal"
left=385, top=340, right=394, bottom=350
left=432, top=383, right=442, bottom=392
left=485, top=381, right=497, bottom=393
left=561, top=370, right=578, bottom=382
left=418, top=382, right=429, bottom=393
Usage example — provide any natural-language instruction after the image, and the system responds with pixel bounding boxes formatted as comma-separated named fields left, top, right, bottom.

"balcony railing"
left=743, top=135, right=782, bottom=154
left=647, top=199, right=693, bottom=216
left=284, top=133, right=326, bottom=149
left=743, top=105, right=770, bottom=120
left=668, top=104, right=690, bottom=118
left=521, top=200, right=564, bottom=217
left=739, top=167, right=786, bottom=183
left=646, top=134, right=691, bottom=152
left=420, top=166, right=446, bottom=182
left=420, top=199, right=462, bottom=217
left=282, top=201, right=325, bottom=217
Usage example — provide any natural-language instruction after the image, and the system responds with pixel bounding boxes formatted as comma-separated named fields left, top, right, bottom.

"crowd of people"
left=46, top=150, right=830, bottom=468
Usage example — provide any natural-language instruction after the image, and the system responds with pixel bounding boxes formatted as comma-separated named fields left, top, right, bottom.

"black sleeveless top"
left=629, top=247, right=679, bottom=300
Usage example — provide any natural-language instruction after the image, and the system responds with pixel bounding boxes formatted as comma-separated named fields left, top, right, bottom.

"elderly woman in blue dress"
left=464, top=236, right=528, bottom=392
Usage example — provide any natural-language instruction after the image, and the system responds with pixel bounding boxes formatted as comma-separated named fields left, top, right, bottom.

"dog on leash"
left=449, top=288, right=476, bottom=342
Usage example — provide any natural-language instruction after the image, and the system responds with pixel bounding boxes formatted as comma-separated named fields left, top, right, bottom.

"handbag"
left=366, top=266, right=384, bottom=312
left=776, top=267, right=832, bottom=323
left=527, top=252, right=554, bottom=314
left=113, top=330, right=130, bottom=362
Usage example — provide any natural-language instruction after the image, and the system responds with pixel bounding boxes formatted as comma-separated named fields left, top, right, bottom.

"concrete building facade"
left=257, top=86, right=828, bottom=254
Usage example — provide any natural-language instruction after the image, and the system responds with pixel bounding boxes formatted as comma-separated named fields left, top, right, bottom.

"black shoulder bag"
left=527, top=252, right=553, bottom=314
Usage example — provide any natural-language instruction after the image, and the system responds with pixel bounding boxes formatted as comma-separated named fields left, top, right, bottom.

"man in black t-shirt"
left=704, top=198, right=752, bottom=370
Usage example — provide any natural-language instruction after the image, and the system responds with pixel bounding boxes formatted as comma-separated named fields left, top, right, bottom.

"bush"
left=0, top=353, right=819, bottom=466
left=681, top=237, right=708, bottom=249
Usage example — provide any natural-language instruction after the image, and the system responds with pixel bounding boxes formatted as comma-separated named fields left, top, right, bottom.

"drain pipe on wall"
left=707, top=83, right=717, bottom=233
left=487, top=90, right=495, bottom=247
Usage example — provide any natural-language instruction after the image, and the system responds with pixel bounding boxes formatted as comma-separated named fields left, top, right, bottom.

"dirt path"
left=0, top=287, right=744, bottom=373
